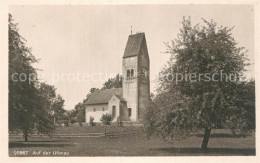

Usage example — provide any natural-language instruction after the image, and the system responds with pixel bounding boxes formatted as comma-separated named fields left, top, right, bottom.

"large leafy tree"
left=9, top=14, right=63, bottom=141
left=64, top=103, right=85, bottom=126
left=38, top=83, right=66, bottom=123
left=145, top=17, right=254, bottom=150
left=9, top=14, right=37, bottom=134
left=65, top=109, right=77, bottom=124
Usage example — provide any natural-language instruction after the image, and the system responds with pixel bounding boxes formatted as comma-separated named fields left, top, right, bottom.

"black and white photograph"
left=0, top=0, right=259, bottom=161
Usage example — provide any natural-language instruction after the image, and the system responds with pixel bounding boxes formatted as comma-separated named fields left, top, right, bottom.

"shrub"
left=89, top=116, right=95, bottom=126
left=117, top=116, right=123, bottom=127
left=100, top=113, right=114, bottom=125
left=65, top=121, right=69, bottom=127
left=70, top=118, right=76, bottom=124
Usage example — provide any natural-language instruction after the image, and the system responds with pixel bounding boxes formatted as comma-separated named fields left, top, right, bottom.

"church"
left=85, top=33, right=150, bottom=123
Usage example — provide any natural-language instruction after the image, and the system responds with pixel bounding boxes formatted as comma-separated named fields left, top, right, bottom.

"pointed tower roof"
left=123, top=33, right=145, bottom=58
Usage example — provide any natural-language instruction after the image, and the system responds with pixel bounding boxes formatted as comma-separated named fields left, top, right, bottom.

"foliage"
left=65, top=102, right=85, bottom=126
left=100, top=113, right=114, bottom=125
left=75, top=102, right=85, bottom=123
left=8, top=14, right=66, bottom=141
left=102, top=74, right=122, bottom=89
left=89, top=88, right=99, bottom=94
left=65, top=109, right=77, bottom=124
left=38, top=83, right=66, bottom=123
left=145, top=17, right=254, bottom=149
left=89, top=116, right=95, bottom=126
left=227, top=80, right=255, bottom=131
left=116, top=116, right=123, bottom=127
left=67, top=101, right=86, bottom=125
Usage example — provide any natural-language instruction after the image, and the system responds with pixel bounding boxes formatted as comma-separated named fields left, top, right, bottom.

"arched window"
left=127, top=69, right=134, bottom=78
left=127, top=70, right=130, bottom=77
left=130, top=69, right=134, bottom=77
left=128, top=108, right=132, bottom=117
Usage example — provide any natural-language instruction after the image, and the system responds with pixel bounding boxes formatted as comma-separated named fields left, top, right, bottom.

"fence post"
left=105, top=125, right=107, bottom=138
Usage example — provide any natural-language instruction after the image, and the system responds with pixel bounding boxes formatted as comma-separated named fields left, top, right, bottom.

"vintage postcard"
left=0, top=0, right=259, bottom=162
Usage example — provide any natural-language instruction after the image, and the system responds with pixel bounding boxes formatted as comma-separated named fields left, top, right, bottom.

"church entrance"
left=112, top=106, right=116, bottom=117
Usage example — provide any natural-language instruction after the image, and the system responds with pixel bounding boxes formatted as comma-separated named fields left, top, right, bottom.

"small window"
left=127, top=69, right=134, bottom=78
left=128, top=108, right=132, bottom=117
left=126, top=70, right=129, bottom=77
left=130, top=69, right=134, bottom=77
left=93, top=108, right=96, bottom=112
left=102, top=107, right=104, bottom=111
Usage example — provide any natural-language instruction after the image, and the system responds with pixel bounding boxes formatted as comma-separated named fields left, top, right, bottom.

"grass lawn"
left=54, top=125, right=143, bottom=134
left=9, top=127, right=255, bottom=156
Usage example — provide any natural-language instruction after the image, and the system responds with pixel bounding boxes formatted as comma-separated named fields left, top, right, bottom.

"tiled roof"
left=123, top=33, right=145, bottom=58
left=114, top=94, right=126, bottom=102
left=85, top=88, right=123, bottom=105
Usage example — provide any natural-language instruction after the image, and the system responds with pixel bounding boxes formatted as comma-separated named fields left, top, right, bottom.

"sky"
left=9, top=5, right=255, bottom=110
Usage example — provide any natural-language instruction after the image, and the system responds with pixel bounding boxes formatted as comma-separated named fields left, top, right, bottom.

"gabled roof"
left=113, top=94, right=126, bottom=102
left=85, top=88, right=123, bottom=105
left=123, top=33, right=145, bottom=58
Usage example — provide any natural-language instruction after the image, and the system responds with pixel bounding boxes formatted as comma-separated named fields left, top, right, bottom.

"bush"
left=89, top=116, right=95, bottom=126
left=100, top=113, right=114, bottom=125
left=117, top=116, right=123, bottom=127
left=65, top=121, right=69, bottom=127
left=70, top=118, right=76, bottom=124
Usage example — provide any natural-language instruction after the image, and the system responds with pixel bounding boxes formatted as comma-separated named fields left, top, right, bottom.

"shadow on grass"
left=12, top=140, right=68, bottom=142
left=9, top=141, right=72, bottom=148
left=153, top=147, right=255, bottom=155
left=195, top=133, right=249, bottom=138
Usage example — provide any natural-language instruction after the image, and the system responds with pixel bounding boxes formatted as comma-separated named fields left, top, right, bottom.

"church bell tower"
left=122, top=33, right=150, bottom=122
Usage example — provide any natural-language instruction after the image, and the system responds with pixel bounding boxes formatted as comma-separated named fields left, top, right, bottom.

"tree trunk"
left=201, top=128, right=211, bottom=150
left=24, top=130, right=28, bottom=142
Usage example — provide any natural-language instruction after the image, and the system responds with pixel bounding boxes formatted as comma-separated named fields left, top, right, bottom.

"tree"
left=89, top=88, right=99, bottom=93
left=38, top=83, right=65, bottom=124
left=145, top=17, right=254, bottom=150
left=74, top=102, right=85, bottom=125
left=100, top=113, right=114, bottom=137
left=65, top=109, right=77, bottom=124
left=52, top=95, right=66, bottom=123
left=102, top=74, right=122, bottom=89
left=8, top=14, right=59, bottom=141
left=230, top=80, right=255, bottom=131
left=65, top=103, right=85, bottom=126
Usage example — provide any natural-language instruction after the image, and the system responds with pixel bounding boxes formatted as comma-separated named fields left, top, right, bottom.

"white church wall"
left=85, top=98, right=121, bottom=123
left=122, top=56, right=138, bottom=121
left=85, top=104, right=108, bottom=123
left=108, top=95, right=121, bottom=121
